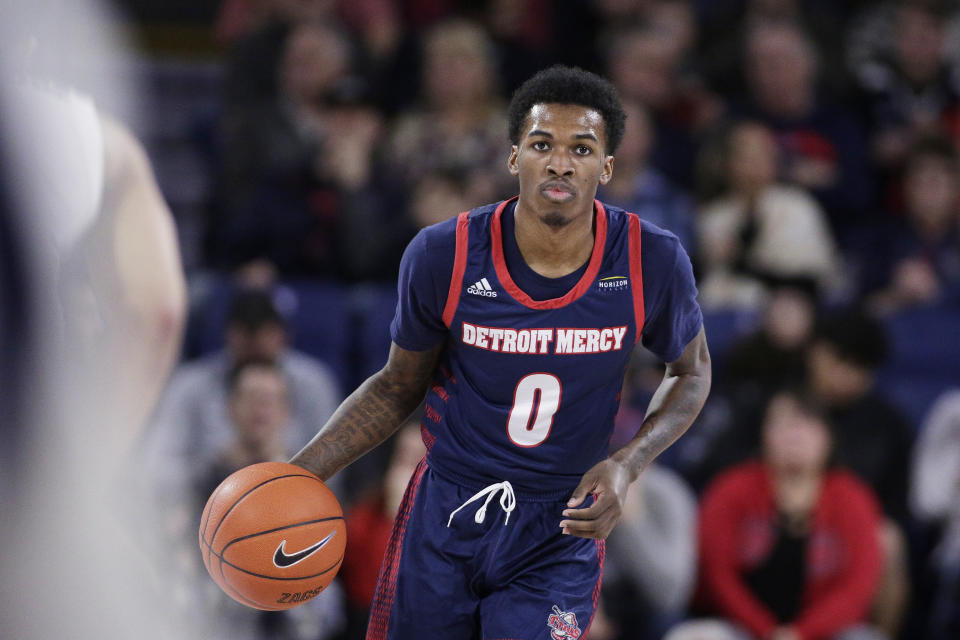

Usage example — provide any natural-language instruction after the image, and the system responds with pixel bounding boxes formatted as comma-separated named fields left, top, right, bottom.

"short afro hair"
left=508, top=65, right=626, bottom=155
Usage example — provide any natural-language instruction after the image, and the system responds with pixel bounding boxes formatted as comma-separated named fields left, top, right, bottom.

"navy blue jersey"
left=391, top=197, right=701, bottom=495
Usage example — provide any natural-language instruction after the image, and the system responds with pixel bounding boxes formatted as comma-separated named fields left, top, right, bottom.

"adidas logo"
left=467, top=277, right=498, bottom=297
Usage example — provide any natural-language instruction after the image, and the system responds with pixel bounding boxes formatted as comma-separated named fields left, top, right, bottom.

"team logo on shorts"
left=547, top=605, right=581, bottom=639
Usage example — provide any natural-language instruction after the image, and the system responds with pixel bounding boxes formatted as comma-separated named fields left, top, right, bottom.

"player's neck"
left=512, top=200, right=595, bottom=279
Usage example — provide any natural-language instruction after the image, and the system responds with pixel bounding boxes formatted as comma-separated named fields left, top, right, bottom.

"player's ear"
left=599, top=154, right=614, bottom=185
left=508, top=145, right=520, bottom=176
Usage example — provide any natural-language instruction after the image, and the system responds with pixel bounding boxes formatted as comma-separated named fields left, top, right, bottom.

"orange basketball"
left=198, top=461, right=346, bottom=611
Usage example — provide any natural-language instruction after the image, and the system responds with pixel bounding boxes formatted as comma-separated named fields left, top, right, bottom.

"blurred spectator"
left=142, top=289, right=341, bottom=511
left=387, top=19, right=511, bottom=205
left=806, top=310, right=912, bottom=637
left=849, top=1, right=960, bottom=172
left=340, top=419, right=426, bottom=639
left=338, top=0, right=402, bottom=67
left=191, top=357, right=347, bottom=640
left=213, top=20, right=400, bottom=280
left=220, top=0, right=339, bottom=106
left=696, top=0, right=853, bottom=101
left=585, top=595, right=622, bottom=640
left=599, top=99, right=698, bottom=260
left=852, top=135, right=960, bottom=314
left=606, top=21, right=722, bottom=188
left=647, top=0, right=700, bottom=65
left=336, top=0, right=433, bottom=116
left=910, top=388, right=960, bottom=639
left=725, top=277, right=818, bottom=395
left=667, top=390, right=885, bottom=640
left=603, top=463, right=698, bottom=640
left=695, top=121, right=840, bottom=310
left=482, top=0, right=555, bottom=96
left=737, top=19, right=872, bottom=233
left=806, top=310, right=914, bottom=525
left=680, top=278, right=818, bottom=491
left=407, top=168, right=472, bottom=229
left=214, top=0, right=276, bottom=46
left=195, top=357, right=293, bottom=496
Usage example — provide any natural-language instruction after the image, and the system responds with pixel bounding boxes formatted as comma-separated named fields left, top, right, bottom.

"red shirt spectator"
left=342, top=493, right=395, bottom=609
left=697, top=462, right=882, bottom=640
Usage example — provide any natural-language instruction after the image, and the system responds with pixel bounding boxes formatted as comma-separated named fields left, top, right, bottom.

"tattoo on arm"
left=612, top=326, right=711, bottom=478
left=290, top=343, right=442, bottom=480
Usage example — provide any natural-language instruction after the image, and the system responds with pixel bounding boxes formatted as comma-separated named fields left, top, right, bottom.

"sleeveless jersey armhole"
left=442, top=211, right=471, bottom=328
left=627, top=213, right=645, bottom=342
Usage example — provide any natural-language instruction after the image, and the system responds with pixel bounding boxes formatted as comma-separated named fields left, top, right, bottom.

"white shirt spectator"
left=911, top=389, right=960, bottom=566
left=698, top=184, right=840, bottom=309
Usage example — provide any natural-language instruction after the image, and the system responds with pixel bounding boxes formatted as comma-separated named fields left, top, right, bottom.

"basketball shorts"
left=366, top=459, right=604, bottom=640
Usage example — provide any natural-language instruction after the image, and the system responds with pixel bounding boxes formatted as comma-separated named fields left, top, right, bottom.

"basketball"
left=198, top=461, right=346, bottom=611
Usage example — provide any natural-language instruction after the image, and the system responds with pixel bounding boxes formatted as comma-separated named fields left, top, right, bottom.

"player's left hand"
left=560, top=458, right=634, bottom=539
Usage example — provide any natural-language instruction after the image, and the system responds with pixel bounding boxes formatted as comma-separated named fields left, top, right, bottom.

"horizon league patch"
left=597, top=276, right=629, bottom=292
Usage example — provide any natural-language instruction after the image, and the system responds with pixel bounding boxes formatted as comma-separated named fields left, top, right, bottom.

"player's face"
left=509, top=103, right=614, bottom=226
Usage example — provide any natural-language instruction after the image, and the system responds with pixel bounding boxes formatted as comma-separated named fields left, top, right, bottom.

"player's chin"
left=539, top=211, right=573, bottom=228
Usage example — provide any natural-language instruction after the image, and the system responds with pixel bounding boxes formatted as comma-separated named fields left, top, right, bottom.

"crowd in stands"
left=134, top=1, right=960, bottom=638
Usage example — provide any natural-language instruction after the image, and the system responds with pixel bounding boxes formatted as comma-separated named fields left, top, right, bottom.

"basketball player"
left=0, top=2, right=189, bottom=633
left=291, top=66, right=712, bottom=639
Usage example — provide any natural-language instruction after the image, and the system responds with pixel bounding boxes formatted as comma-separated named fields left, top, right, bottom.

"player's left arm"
left=560, top=326, right=711, bottom=539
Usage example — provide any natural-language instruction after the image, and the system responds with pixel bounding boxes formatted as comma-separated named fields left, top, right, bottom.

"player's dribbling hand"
left=560, top=458, right=633, bottom=539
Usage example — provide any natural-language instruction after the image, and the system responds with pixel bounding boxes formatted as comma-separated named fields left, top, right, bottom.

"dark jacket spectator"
left=851, top=135, right=960, bottom=314
left=806, top=310, right=914, bottom=525
left=850, top=1, right=960, bottom=174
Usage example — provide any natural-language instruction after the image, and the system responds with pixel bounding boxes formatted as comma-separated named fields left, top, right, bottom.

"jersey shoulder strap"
left=626, top=212, right=645, bottom=342
left=441, top=211, right=471, bottom=328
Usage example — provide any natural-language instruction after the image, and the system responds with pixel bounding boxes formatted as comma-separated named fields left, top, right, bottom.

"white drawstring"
left=446, top=481, right=516, bottom=527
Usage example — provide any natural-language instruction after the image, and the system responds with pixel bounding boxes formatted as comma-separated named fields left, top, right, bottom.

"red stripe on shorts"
left=365, top=458, right=428, bottom=640
left=584, top=538, right=606, bottom=637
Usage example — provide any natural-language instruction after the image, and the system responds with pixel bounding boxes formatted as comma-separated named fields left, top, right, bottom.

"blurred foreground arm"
left=91, top=116, right=186, bottom=452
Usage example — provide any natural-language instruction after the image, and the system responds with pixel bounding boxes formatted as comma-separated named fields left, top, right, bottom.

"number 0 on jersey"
left=507, top=373, right=562, bottom=447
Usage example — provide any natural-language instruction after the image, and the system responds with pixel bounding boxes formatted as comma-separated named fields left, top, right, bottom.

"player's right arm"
left=292, top=217, right=455, bottom=480
left=290, top=343, right=441, bottom=480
